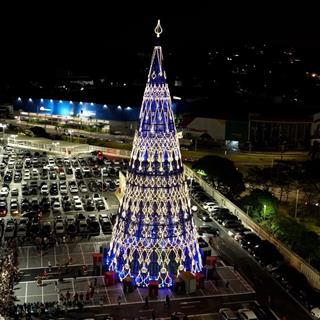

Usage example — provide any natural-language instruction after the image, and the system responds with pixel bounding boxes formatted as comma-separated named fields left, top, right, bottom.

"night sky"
left=1, top=3, right=320, bottom=80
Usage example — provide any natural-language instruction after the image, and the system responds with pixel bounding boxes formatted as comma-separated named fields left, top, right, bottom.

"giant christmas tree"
left=106, top=21, right=202, bottom=287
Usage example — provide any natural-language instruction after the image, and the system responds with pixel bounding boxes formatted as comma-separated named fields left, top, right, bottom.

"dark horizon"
left=1, top=4, right=320, bottom=80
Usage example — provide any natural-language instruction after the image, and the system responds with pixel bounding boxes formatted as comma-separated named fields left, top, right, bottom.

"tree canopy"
left=240, top=189, right=278, bottom=221
left=192, top=155, right=245, bottom=198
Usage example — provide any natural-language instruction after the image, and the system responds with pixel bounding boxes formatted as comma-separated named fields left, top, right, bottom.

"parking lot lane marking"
left=137, top=287, right=144, bottom=302
left=71, top=279, right=75, bottom=295
left=42, top=283, right=44, bottom=303
left=25, top=282, right=28, bottom=303
left=54, top=246, right=57, bottom=266
left=220, top=260, right=226, bottom=266
left=208, top=280, right=217, bottom=292
left=26, top=247, right=29, bottom=269
left=228, top=283, right=236, bottom=294
left=122, top=291, right=127, bottom=303
left=80, top=243, right=86, bottom=265
left=66, top=244, right=71, bottom=261
left=103, top=277, right=111, bottom=305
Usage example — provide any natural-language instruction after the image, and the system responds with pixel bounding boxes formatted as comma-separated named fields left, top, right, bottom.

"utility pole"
left=248, top=112, right=252, bottom=152
left=294, top=189, right=299, bottom=218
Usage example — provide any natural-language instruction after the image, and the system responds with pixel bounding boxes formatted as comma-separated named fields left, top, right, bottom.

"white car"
left=219, top=308, right=238, bottom=320
left=203, top=201, right=216, bottom=209
left=24, top=172, right=31, bottom=180
left=311, top=307, right=320, bottom=319
left=70, top=186, right=78, bottom=194
left=74, top=200, right=83, bottom=211
left=0, top=187, right=9, bottom=197
left=48, top=158, right=55, bottom=166
left=55, top=220, right=65, bottom=234
left=40, top=185, right=49, bottom=195
left=60, top=184, right=68, bottom=194
left=52, top=201, right=61, bottom=213
left=79, top=185, right=88, bottom=193
left=203, top=202, right=219, bottom=212
left=92, top=193, right=101, bottom=202
left=73, top=195, right=80, bottom=202
left=191, top=205, right=198, bottom=212
left=238, top=308, right=258, bottom=320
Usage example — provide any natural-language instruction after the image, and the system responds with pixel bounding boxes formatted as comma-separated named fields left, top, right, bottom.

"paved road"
left=53, top=297, right=264, bottom=320
left=192, top=211, right=313, bottom=320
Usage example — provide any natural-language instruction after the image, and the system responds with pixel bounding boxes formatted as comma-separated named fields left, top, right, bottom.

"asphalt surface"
left=192, top=208, right=313, bottom=320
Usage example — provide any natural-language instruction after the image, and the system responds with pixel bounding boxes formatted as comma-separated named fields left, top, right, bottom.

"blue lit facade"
left=14, top=98, right=141, bottom=121
left=106, top=30, right=202, bottom=287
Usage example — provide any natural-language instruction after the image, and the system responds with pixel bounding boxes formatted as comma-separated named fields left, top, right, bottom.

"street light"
left=294, top=189, right=299, bottom=219
left=0, top=123, right=7, bottom=143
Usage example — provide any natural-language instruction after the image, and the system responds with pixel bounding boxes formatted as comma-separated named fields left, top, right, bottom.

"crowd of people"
left=0, top=240, right=21, bottom=318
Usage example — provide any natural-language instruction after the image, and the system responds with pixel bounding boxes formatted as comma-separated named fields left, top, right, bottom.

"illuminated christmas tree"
left=106, top=20, right=202, bottom=287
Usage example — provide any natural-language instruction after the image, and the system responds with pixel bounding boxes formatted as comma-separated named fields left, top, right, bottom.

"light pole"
left=294, top=189, right=299, bottom=219
left=248, top=112, right=252, bottom=152
left=0, top=123, right=7, bottom=144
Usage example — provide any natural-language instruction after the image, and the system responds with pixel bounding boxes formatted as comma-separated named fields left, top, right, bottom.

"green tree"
left=192, top=155, right=245, bottom=198
left=240, top=189, right=278, bottom=221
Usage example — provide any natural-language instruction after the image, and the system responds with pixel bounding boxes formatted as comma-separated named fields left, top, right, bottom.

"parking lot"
left=17, top=241, right=106, bottom=270
left=0, top=146, right=124, bottom=243
left=14, top=236, right=254, bottom=306
left=14, top=266, right=254, bottom=305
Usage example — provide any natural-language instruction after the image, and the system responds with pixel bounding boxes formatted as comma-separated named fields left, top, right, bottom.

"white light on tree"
left=107, top=20, right=202, bottom=288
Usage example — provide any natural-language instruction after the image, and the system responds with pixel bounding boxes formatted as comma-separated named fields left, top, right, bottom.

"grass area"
left=277, top=202, right=320, bottom=236
left=104, top=141, right=132, bottom=150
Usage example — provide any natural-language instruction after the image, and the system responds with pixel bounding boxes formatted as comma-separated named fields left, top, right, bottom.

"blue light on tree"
left=106, top=20, right=202, bottom=287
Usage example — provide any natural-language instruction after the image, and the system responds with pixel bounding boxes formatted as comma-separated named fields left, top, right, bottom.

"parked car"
left=99, top=213, right=113, bottom=234
left=55, top=218, right=65, bottom=235
left=65, top=215, right=77, bottom=235
left=238, top=308, right=258, bottom=320
left=311, top=307, right=320, bottom=319
left=196, top=211, right=213, bottom=222
left=0, top=186, right=9, bottom=197
left=4, top=220, right=15, bottom=239
left=197, top=226, right=219, bottom=237
left=218, top=308, right=238, bottom=320
left=11, top=188, right=19, bottom=197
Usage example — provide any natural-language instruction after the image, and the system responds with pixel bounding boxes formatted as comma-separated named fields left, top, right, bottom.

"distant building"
left=183, top=113, right=311, bottom=151
left=249, top=113, right=312, bottom=150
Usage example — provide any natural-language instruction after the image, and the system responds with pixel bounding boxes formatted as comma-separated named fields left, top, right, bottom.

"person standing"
left=74, top=292, right=79, bottom=304
left=117, top=295, right=121, bottom=306
left=144, top=296, right=149, bottom=309
left=165, top=294, right=170, bottom=308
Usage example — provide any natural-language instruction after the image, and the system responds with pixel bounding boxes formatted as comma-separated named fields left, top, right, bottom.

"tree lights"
left=106, top=21, right=202, bottom=287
